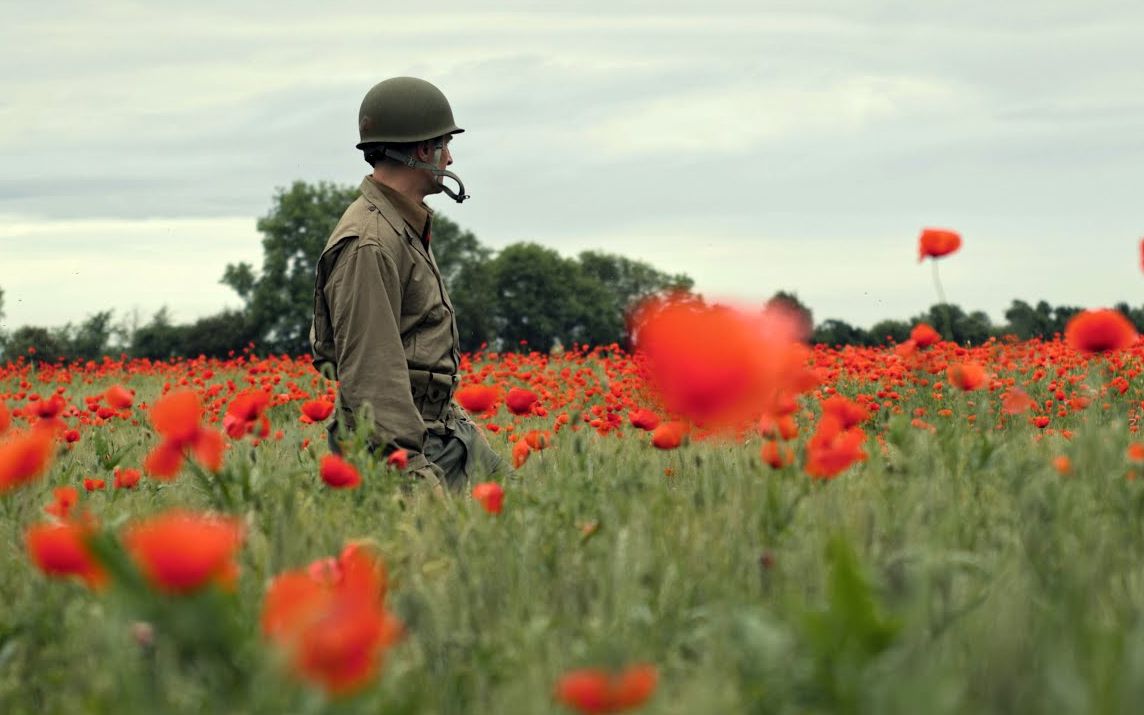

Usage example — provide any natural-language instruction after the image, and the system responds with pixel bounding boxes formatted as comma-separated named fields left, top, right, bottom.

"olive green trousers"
left=327, top=418, right=506, bottom=489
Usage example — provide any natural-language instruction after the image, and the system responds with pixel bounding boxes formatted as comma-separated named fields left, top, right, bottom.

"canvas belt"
left=409, top=368, right=458, bottom=423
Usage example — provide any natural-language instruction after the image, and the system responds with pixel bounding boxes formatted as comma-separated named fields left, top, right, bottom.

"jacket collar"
left=359, top=176, right=432, bottom=242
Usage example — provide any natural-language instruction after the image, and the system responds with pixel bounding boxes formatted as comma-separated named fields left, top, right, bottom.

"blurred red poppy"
left=1064, top=309, right=1137, bottom=354
left=472, top=482, right=505, bottom=514
left=25, top=519, right=107, bottom=590
left=123, top=510, right=243, bottom=595
left=947, top=362, right=987, bottom=391
left=320, top=454, right=361, bottom=488
left=804, top=416, right=867, bottom=479
left=918, top=227, right=961, bottom=261
left=104, top=385, right=135, bottom=410
left=455, top=385, right=500, bottom=413
left=506, top=388, right=539, bottom=416
left=554, top=664, right=658, bottom=713
left=0, top=428, right=55, bottom=493
left=262, top=543, right=403, bottom=697
left=300, top=399, right=334, bottom=423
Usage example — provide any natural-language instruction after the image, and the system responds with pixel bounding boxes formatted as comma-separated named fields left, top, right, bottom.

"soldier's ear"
left=416, top=141, right=433, bottom=162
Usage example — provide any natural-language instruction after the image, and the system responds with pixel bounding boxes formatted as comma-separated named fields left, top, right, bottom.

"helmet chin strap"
left=381, top=146, right=469, bottom=203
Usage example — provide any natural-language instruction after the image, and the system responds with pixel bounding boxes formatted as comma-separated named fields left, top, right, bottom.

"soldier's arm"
left=327, top=241, right=436, bottom=473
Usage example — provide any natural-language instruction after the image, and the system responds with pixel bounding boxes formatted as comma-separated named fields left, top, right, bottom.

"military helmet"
left=356, top=77, right=464, bottom=149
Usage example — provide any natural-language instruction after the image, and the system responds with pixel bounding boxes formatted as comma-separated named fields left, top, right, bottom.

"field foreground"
left=2, top=337, right=1144, bottom=714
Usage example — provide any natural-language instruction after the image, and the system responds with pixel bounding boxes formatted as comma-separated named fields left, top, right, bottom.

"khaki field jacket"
left=310, top=177, right=465, bottom=472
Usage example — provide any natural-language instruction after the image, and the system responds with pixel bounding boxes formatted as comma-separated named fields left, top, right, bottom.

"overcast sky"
left=1, top=1, right=1141, bottom=336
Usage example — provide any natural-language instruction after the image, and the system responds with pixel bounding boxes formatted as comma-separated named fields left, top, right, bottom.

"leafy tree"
left=0, top=285, right=7, bottom=355
left=488, top=243, right=619, bottom=350
left=130, top=308, right=184, bottom=360
left=767, top=291, right=814, bottom=338
left=222, top=181, right=359, bottom=355
left=432, top=214, right=492, bottom=287
left=867, top=320, right=912, bottom=346
left=179, top=310, right=260, bottom=359
left=1114, top=302, right=1144, bottom=332
left=4, top=326, right=69, bottom=363
left=450, top=259, right=497, bottom=352
left=69, top=310, right=115, bottom=362
left=812, top=319, right=870, bottom=347
left=578, top=251, right=695, bottom=344
left=1002, top=300, right=1055, bottom=340
left=911, top=304, right=992, bottom=345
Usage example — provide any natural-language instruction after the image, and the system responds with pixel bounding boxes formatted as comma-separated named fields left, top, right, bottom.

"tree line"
left=0, top=181, right=692, bottom=362
left=2, top=181, right=1142, bottom=363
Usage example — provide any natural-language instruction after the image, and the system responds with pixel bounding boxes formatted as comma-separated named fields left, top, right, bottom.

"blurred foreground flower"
left=472, top=482, right=505, bottom=514
left=0, top=427, right=55, bottom=493
left=26, top=517, right=108, bottom=590
left=144, top=390, right=225, bottom=479
left=262, top=542, right=404, bottom=698
left=320, top=454, right=361, bottom=488
left=1065, top=309, right=1137, bottom=354
left=123, top=510, right=243, bottom=595
left=632, top=295, right=816, bottom=429
left=554, top=663, right=658, bottom=713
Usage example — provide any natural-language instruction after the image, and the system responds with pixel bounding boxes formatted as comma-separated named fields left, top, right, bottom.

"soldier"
left=310, top=76, right=505, bottom=489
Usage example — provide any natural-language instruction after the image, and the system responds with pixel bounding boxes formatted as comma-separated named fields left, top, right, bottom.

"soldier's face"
left=419, top=137, right=454, bottom=196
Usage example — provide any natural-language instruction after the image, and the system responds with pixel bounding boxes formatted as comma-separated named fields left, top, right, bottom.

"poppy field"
left=3, top=235, right=1144, bottom=714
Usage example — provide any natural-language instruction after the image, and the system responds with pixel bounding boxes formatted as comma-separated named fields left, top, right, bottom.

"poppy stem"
left=931, top=260, right=954, bottom=341
left=931, top=260, right=948, bottom=306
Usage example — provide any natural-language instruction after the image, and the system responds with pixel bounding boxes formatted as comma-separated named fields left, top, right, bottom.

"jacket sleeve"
left=326, top=240, right=434, bottom=472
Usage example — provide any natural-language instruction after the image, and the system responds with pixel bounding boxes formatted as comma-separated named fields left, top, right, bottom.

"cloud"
left=1, top=1, right=1142, bottom=332
left=0, top=216, right=261, bottom=330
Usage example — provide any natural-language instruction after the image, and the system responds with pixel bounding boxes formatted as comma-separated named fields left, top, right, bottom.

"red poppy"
left=947, top=362, right=987, bottom=391
left=300, top=399, right=334, bottom=423
left=151, top=390, right=204, bottom=445
left=104, top=385, right=135, bottom=410
left=83, top=477, right=105, bottom=492
left=320, top=454, right=361, bottom=488
left=0, top=428, right=55, bottom=493
left=144, top=439, right=185, bottom=479
left=123, top=510, right=243, bottom=595
left=1064, top=309, right=1138, bottom=354
left=554, top=664, right=658, bottom=713
left=524, top=430, right=552, bottom=450
left=455, top=385, right=500, bottom=413
left=820, top=396, right=869, bottom=430
left=918, top=227, right=962, bottom=261
left=651, top=421, right=687, bottom=450
left=512, top=439, right=531, bottom=468
left=386, top=449, right=409, bottom=470
left=627, top=409, right=660, bottom=431
left=0, top=400, right=10, bottom=435
left=1032, top=416, right=1050, bottom=429
left=25, top=519, right=107, bottom=590
left=804, top=416, right=867, bottom=479
left=114, top=467, right=141, bottom=489
left=632, top=296, right=816, bottom=429
left=506, top=388, right=539, bottom=416
left=1053, top=455, right=1072, bottom=475
left=910, top=323, right=941, bottom=349
left=761, top=440, right=794, bottom=469
left=472, top=482, right=505, bottom=515
left=44, top=486, right=79, bottom=520
left=262, top=543, right=403, bottom=697
left=1001, top=388, right=1036, bottom=415
left=224, top=390, right=272, bottom=439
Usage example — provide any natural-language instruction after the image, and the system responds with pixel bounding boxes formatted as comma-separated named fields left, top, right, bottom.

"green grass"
left=3, top=363, right=1144, bottom=714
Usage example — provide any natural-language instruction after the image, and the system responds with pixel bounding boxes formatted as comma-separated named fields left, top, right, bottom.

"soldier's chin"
left=426, top=180, right=445, bottom=195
